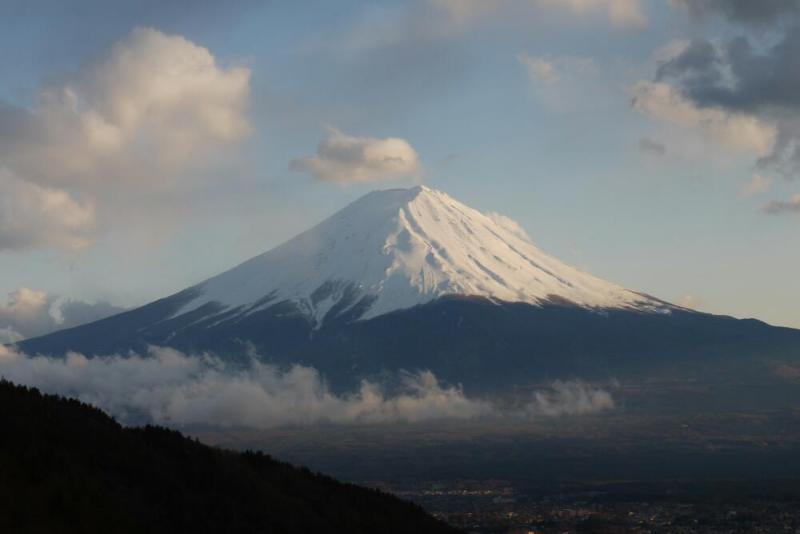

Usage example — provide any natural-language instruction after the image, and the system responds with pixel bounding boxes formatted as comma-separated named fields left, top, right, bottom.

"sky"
left=1, top=0, right=799, bottom=340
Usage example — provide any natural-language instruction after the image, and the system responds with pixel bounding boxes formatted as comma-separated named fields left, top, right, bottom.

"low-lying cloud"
left=527, top=380, right=615, bottom=417
left=0, top=346, right=615, bottom=429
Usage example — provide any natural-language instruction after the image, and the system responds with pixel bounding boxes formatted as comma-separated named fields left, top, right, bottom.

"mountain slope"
left=169, top=185, right=670, bottom=327
left=0, top=379, right=459, bottom=534
left=16, top=186, right=800, bottom=393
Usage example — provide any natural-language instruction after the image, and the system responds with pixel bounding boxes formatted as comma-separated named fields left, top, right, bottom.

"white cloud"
left=518, top=53, right=600, bottom=110
left=526, top=379, right=615, bottom=416
left=0, top=28, right=251, bottom=254
left=631, top=81, right=777, bottom=156
left=487, top=212, right=532, bottom=242
left=1, top=27, right=251, bottom=188
left=518, top=53, right=597, bottom=86
left=517, top=54, right=560, bottom=85
left=0, top=169, right=96, bottom=253
left=677, top=294, right=705, bottom=310
left=0, top=287, right=124, bottom=341
left=290, top=128, right=421, bottom=184
left=0, top=327, right=23, bottom=344
left=0, top=346, right=616, bottom=429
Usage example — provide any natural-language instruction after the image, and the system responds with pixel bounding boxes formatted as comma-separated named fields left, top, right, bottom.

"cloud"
left=340, top=0, right=647, bottom=60
left=0, top=327, right=23, bottom=345
left=432, top=0, right=648, bottom=30
left=643, top=29, right=800, bottom=179
left=0, top=27, right=250, bottom=188
left=762, top=194, right=800, bottom=215
left=630, top=80, right=777, bottom=156
left=486, top=212, right=533, bottom=242
left=0, top=346, right=615, bottom=429
left=517, top=54, right=560, bottom=86
left=535, top=0, right=647, bottom=28
left=290, top=128, right=421, bottom=184
left=0, top=27, right=251, bottom=253
left=0, top=170, right=96, bottom=253
left=677, top=294, right=705, bottom=310
left=668, top=0, right=800, bottom=26
left=526, top=380, right=615, bottom=416
left=0, top=287, right=124, bottom=341
left=741, top=173, right=772, bottom=196
left=517, top=53, right=600, bottom=110
left=638, top=137, right=667, bottom=156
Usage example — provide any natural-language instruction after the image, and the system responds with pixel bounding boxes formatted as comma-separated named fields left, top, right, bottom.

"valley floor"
left=195, top=383, right=800, bottom=533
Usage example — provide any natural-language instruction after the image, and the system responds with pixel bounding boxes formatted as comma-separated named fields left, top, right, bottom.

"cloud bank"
left=0, top=346, right=615, bottom=429
left=291, top=128, right=421, bottom=184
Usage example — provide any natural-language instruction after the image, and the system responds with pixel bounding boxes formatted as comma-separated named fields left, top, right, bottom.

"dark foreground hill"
left=0, top=380, right=459, bottom=534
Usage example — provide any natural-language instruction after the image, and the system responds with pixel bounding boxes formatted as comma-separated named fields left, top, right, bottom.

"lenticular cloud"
left=0, top=345, right=614, bottom=429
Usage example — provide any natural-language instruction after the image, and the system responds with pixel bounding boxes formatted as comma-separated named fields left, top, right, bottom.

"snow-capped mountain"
left=173, top=186, right=668, bottom=326
left=18, top=186, right=800, bottom=392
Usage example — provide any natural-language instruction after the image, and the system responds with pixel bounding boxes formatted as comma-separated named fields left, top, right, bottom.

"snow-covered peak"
left=174, top=186, right=669, bottom=325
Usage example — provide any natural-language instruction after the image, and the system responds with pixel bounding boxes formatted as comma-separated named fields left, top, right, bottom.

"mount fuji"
left=17, top=186, right=800, bottom=391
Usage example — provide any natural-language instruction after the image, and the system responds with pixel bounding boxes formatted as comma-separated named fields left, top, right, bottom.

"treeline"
left=0, top=380, right=460, bottom=533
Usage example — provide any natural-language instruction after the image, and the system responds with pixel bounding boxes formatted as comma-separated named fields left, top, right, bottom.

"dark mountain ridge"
left=0, top=379, right=459, bottom=534
left=17, top=293, right=800, bottom=393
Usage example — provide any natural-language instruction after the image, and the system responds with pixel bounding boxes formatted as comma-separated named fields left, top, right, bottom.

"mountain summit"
left=173, top=186, right=668, bottom=327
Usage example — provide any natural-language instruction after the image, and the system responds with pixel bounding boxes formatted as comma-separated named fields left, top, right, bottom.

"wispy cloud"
left=741, top=174, right=772, bottom=196
left=638, top=137, right=667, bottom=156
left=762, top=194, right=800, bottom=215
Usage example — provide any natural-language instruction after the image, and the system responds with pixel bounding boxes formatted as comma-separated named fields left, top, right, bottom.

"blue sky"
left=1, top=0, right=798, bottom=337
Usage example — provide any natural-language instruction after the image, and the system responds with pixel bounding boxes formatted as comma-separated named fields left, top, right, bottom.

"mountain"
left=166, top=185, right=670, bottom=325
left=17, top=186, right=800, bottom=392
left=0, top=379, right=460, bottom=534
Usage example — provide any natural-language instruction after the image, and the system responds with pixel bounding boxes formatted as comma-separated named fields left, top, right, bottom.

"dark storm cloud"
left=673, top=0, right=800, bottom=25
left=655, top=27, right=800, bottom=177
